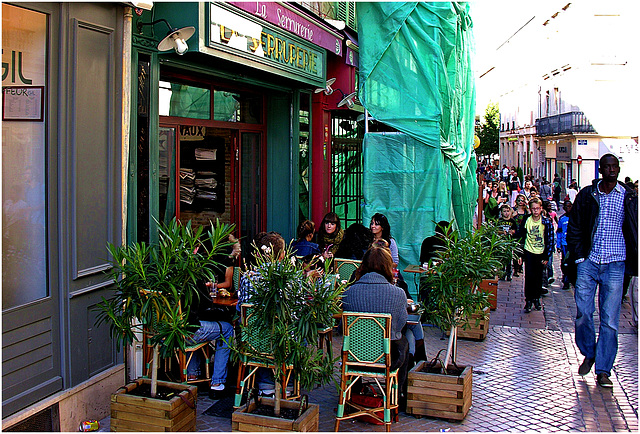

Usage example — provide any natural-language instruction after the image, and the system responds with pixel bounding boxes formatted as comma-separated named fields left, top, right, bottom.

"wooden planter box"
left=478, top=278, right=498, bottom=310
left=406, top=360, right=472, bottom=421
left=232, top=397, right=319, bottom=432
left=110, top=378, right=197, bottom=432
left=447, top=306, right=490, bottom=340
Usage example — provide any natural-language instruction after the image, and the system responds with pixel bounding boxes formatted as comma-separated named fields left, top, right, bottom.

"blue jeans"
left=574, top=259, right=625, bottom=375
left=405, top=316, right=424, bottom=356
left=187, top=320, right=234, bottom=385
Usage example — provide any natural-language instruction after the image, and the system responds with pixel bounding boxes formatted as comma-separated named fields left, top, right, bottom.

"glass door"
left=240, top=132, right=263, bottom=254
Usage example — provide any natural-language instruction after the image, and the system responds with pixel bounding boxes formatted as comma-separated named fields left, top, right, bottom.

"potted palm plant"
left=230, top=240, right=345, bottom=432
left=407, top=221, right=518, bottom=420
left=95, top=218, right=235, bottom=431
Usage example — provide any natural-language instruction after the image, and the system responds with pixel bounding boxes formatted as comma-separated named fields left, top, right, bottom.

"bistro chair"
left=175, top=342, right=214, bottom=384
left=232, top=266, right=241, bottom=292
left=333, top=258, right=361, bottom=284
left=335, top=311, right=399, bottom=432
left=234, top=304, right=300, bottom=407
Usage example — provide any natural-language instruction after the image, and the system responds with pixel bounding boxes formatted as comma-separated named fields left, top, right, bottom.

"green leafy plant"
left=231, top=244, right=345, bottom=416
left=420, top=221, right=520, bottom=371
left=95, top=217, right=235, bottom=397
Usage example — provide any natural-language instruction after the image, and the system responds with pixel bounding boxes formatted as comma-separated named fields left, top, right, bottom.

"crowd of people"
left=185, top=154, right=637, bottom=401
left=484, top=155, right=637, bottom=389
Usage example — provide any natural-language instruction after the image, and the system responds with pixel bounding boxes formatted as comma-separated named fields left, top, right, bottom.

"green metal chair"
left=233, top=304, right=300, bottom=407
left=333, top=258, right=361, bottom=284
left=335, top=312, right=399, bottom=432
left=232, top=266, right=241, bottom=292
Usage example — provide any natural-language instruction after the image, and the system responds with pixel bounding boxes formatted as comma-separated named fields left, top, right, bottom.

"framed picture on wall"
left=2, top=86, right=45, bottom=121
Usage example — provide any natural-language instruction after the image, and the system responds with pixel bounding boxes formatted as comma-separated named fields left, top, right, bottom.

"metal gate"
left=331, top=114, right=363, bottom=228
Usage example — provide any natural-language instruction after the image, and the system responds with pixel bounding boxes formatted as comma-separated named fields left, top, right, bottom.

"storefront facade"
left=130, top=2, right=344, bottom=249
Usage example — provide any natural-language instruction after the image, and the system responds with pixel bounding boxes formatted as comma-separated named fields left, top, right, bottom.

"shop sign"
left=227, top=1, right=343, bottom=56
left=557, top=141, right=571, bottom=160
left=209, top=3, right=324, bottom=82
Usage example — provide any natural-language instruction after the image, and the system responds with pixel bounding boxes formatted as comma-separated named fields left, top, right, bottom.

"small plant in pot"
left=408, top=221, right=519, bottom=420
left=230, top=235, right=345, bottom=432
left=95, top=218, right=234, bottom=431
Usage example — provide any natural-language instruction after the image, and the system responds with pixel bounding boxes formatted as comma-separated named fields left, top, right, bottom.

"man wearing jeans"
left=567, top=154, right=638, bottom=388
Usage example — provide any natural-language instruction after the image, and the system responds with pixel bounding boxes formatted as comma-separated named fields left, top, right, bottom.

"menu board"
left=3, top=86, right=44, bottom=121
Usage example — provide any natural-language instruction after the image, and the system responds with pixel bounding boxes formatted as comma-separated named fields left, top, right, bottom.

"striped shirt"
left=589, top=182, right=626, bottom=264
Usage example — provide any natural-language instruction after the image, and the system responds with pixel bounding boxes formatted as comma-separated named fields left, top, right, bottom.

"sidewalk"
left=99, top=253, right=638, bottom=432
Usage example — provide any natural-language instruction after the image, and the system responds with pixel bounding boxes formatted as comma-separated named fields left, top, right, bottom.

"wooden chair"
left=175, top=342, right=215, bottom=384
left=333, top=258, right=362, bottom=284
left=335, top=312, right=399, bottom=432
left=234, top=304, right=300, bottom=407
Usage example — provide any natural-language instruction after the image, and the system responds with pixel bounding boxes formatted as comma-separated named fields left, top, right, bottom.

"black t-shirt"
left=420, top=235, right=446, bottom=264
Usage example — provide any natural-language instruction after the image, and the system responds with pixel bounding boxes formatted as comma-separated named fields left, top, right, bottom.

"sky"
left=469, top=0, right=640, bottom=138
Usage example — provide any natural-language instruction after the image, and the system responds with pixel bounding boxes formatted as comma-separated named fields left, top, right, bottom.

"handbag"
left=350, top=383, right=384, bottom=425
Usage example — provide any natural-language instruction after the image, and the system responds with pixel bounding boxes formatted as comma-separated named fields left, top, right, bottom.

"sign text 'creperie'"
left=209, top=3, right=323, bottom=81
left=218, top=25, right=318, bottom=75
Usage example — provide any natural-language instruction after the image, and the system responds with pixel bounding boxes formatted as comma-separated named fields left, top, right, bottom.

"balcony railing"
left=535, top=111, right=597, bottom=136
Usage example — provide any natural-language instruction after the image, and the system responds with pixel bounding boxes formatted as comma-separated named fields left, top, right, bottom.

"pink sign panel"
left=227, top=2, right=343, bottom=56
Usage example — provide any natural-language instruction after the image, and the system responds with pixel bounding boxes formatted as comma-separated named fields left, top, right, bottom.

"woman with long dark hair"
left=369, top=213, right=399, bottom=265
left=316, top=212, right=344, bottom=257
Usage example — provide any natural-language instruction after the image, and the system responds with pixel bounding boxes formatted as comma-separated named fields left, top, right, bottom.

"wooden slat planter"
left=447, top=306, right=490, bottom=341
left=478, top=278, right=498, bottom=310
left=232, top=397, right=319, bottom=432
left=406, top=361, right=472, bottom=421
left=110, top=378, right=197, bottom=432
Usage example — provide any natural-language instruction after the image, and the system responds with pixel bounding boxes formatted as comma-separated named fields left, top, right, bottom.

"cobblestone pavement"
left=99, top=253, right=637, bottom=432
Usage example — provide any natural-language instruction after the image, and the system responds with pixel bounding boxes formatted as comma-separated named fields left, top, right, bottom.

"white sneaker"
left=259, top=388, right=275, bottom=397
left=210, top=383, right=225, bottom=391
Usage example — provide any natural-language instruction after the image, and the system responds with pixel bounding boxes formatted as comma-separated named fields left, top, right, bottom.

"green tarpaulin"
left=357, top=2, right=478, bottom=297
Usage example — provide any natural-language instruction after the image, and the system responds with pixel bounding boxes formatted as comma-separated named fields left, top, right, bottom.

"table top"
left=404, top=264, right=428, bottom=274
left=211, top=295, right=238, bottom=307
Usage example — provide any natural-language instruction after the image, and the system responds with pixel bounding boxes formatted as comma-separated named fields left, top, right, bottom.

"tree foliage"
left=475, top=103, right=499, bottom=156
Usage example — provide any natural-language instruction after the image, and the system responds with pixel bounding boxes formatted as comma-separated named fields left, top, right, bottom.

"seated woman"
left=213, top=234, right=241, bottom=294
left=291, top=220, right=321, bottom=257
left=316, top=212, right=344, bottom=257
left=342, top=246, right=410, bottom=392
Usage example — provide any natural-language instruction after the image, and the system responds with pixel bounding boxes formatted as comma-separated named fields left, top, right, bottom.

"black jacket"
left=566, top=179, right=638, bottom=276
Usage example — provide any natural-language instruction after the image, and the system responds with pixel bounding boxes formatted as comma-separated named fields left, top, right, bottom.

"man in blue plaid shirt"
left=567, top=154, right=638, bottom=389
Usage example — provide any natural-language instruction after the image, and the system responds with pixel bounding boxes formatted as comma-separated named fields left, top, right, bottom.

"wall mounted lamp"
left=137, top=19, right=195, bottom=55
left=314, top=78, right=357, bottom=108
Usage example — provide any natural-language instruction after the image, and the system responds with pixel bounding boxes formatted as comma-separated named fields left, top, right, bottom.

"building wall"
left=2, top=1, right=124, bottom=423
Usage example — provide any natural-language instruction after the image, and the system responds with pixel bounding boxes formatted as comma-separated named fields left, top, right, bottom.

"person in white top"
left=566, top=182, right=578, bottom=203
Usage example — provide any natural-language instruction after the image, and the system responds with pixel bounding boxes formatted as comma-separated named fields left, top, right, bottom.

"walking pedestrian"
left=556, top=200, right=573, bottom=290
left=515, top=197, right=554, bottom=313
left=567, top=154, right=638, bottom=388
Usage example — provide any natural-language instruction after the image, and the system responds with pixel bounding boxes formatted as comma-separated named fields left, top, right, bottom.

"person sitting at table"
left=237, top=232, right=294, bottom=397
left=342, top=246, right=410, bottom=397
left=316, top=212, right=344, bottom=257
left=419, top=221, right=449, bottom=265
left=291, top=220, right=321, bottom=257
left=213, top=234, right=242, bottom=293
left=186, top=233, right=236, bottom=399
left=335, top=223, right=373, bottom=260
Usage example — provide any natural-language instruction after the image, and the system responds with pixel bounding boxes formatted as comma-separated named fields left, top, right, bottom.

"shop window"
left=2, top=4, right=48, bottom=309
left=213, top=90, right=262, bottom=123
left=159, top=80, right=210, bottom=120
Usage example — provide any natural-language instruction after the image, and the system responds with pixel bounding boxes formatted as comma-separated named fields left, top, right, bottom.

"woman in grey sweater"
left=341, top=246, right=409, bottom=395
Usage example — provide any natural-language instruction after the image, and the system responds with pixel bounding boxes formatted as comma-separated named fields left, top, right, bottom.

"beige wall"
left=2, top=364, right=125, bottom=432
